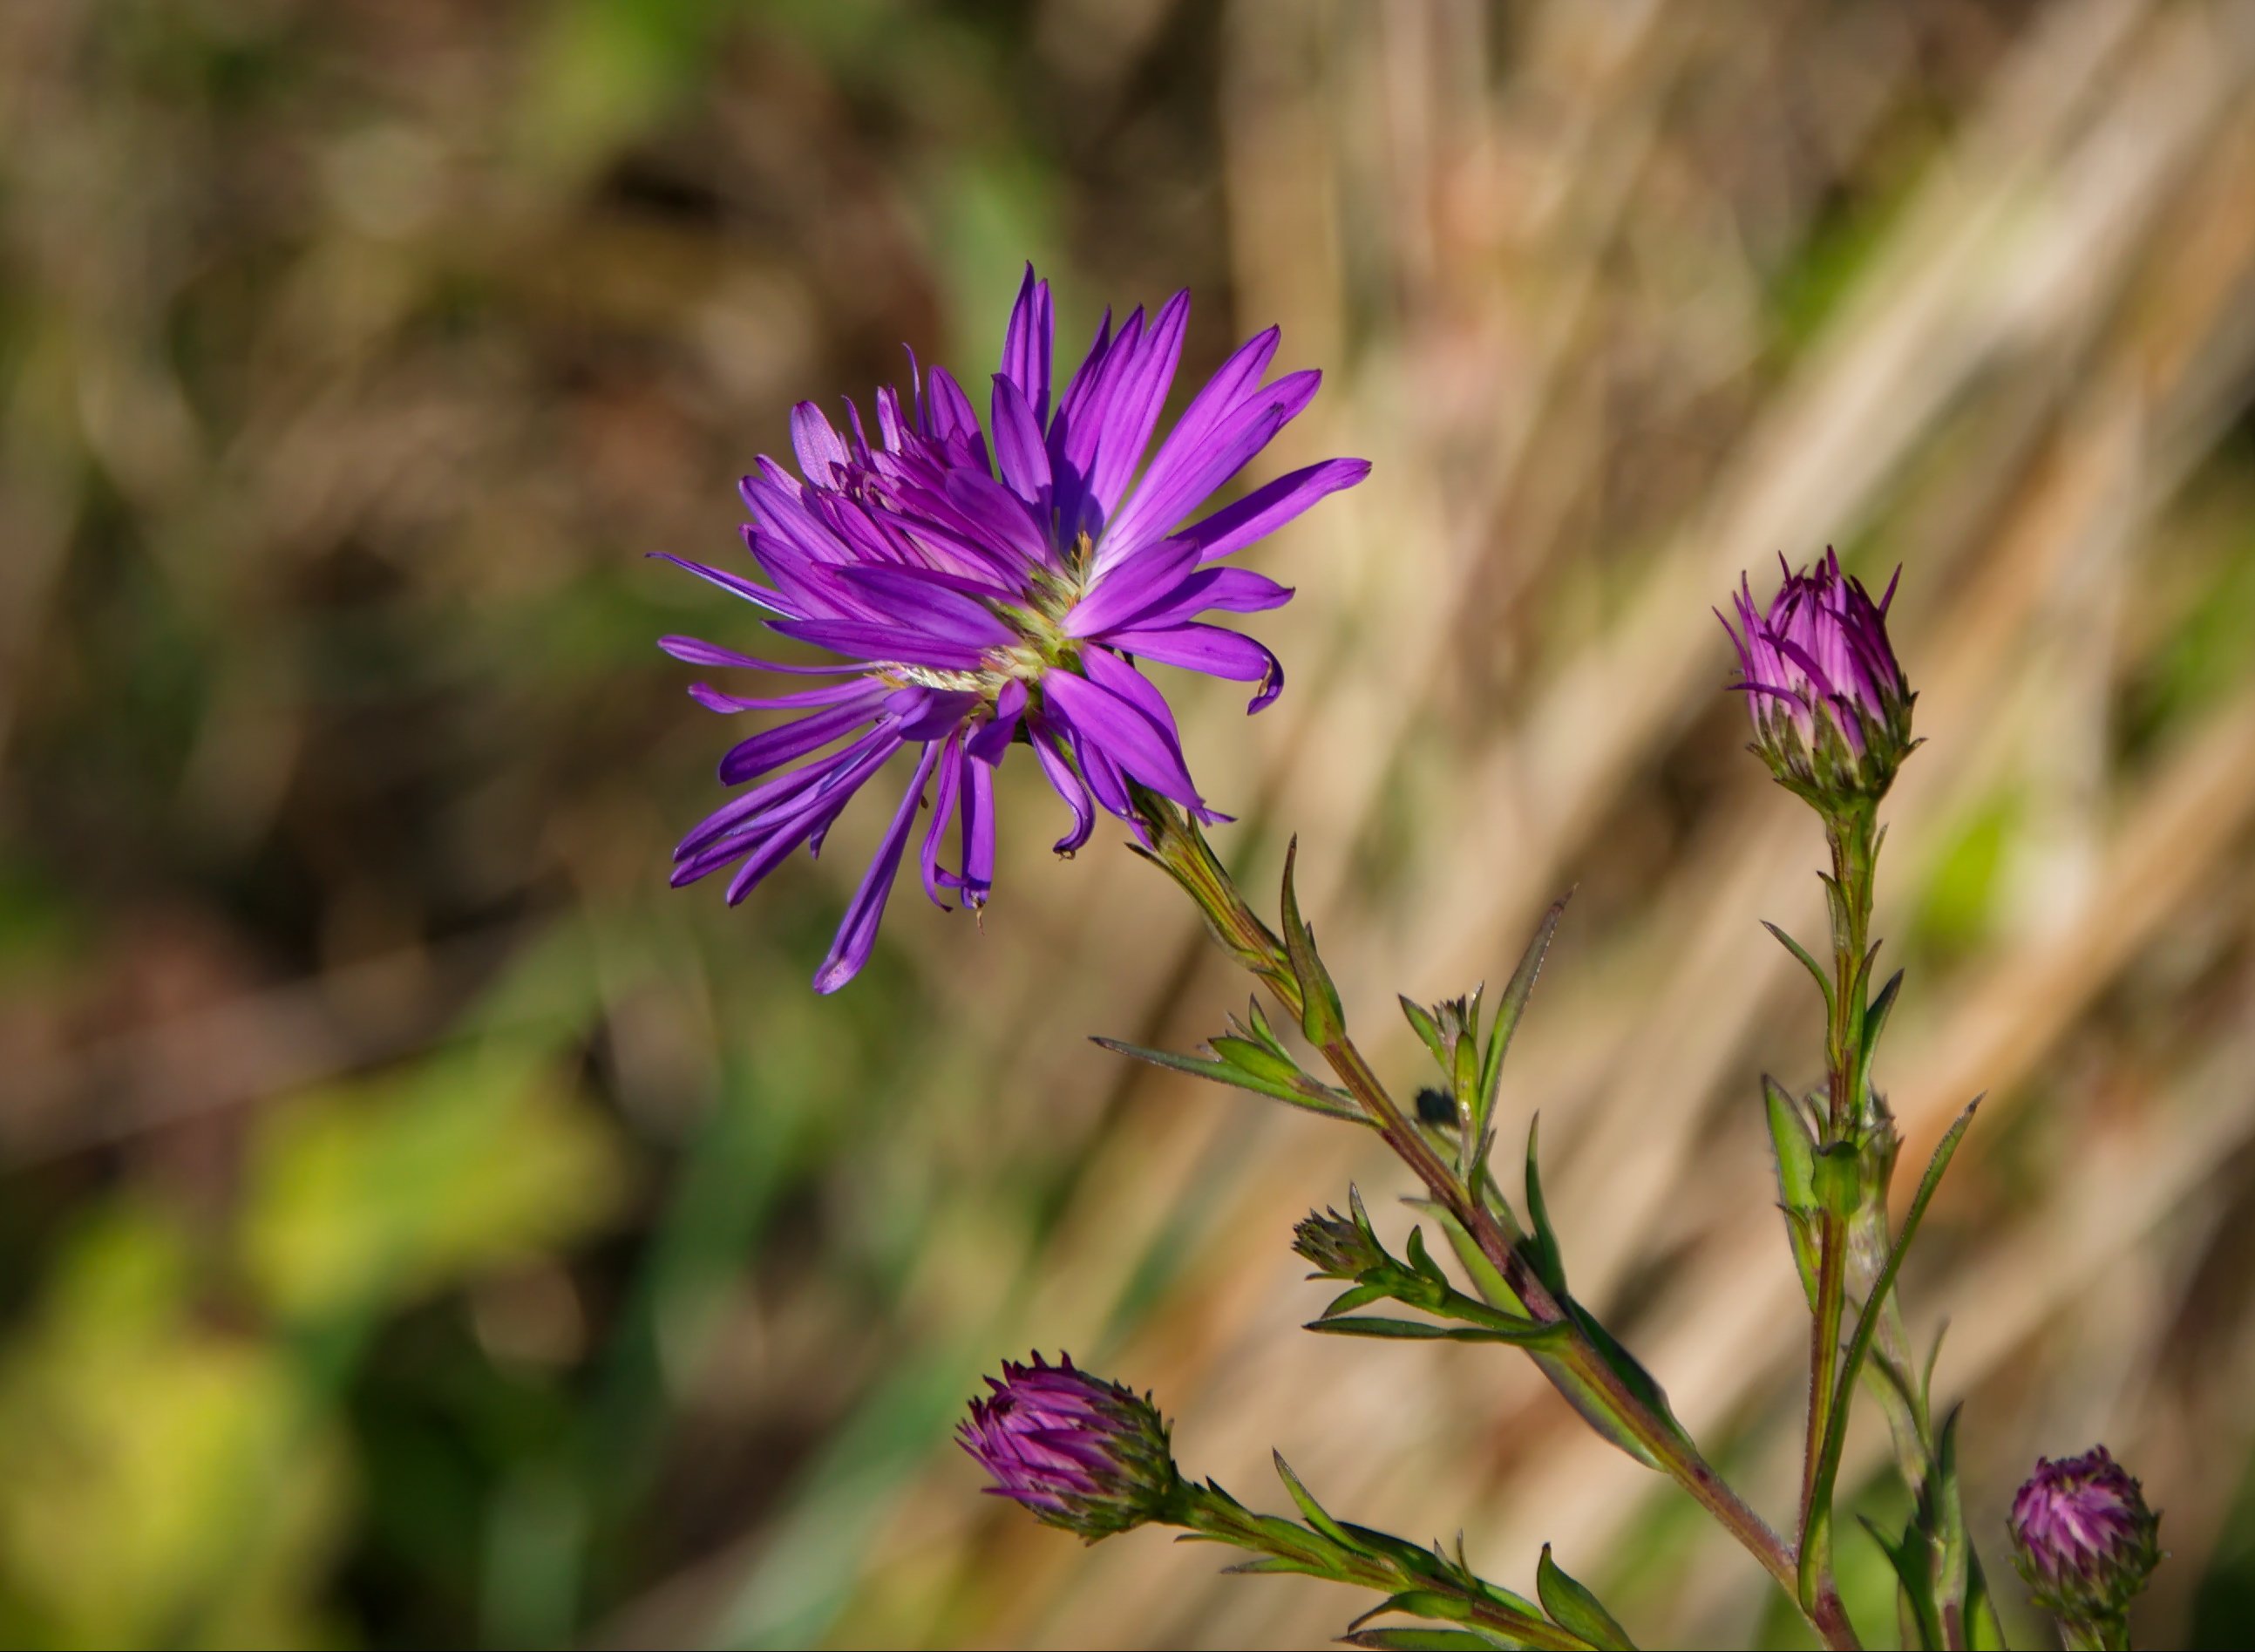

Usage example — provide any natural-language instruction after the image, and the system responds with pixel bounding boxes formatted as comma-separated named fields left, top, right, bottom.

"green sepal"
left=1520, top=1116, right=1569, bottom=1298
left=1536, top=1545, right=1635, bottom=1649
left=1280, top=838, right=1346, bottom=1044
left=1090, top=1036, right=1365, bottom=1123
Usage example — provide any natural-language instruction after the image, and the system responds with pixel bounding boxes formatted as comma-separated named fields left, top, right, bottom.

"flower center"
left=884, top=534, right=1096, bottom=705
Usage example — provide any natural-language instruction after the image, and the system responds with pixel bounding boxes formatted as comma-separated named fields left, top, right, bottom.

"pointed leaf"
left=1763, top=1075, right=1821, bottom=1304
left=1405, top=1225, right=1448, bottom=1287
left=1280, top=838, right=1345, bottom=1044
left=1272, top=1451, right=1355, bottom=1548
left=1858, top=1514, right=1944, bottom=1652
left=1521, top=1116, right=1568, bottom=1297
left=1476, top=898, right=1567, bottom=1157
left=1762, top=921, right=1835, bottom=1023
left=1307, top=1315, right=1569, bottom=1348
left=1348, top=1590, right=1479, bottom=1633
left=1211, top=1034, right=1313, bottom=1088
left=1091, top=1036, right=1365, bottom=1122
left=1536, top=1545, right=1635, bottom=1650
left=1402, top=996, right=1450, bottom=1071
left=1341, top=1629, right=1509, bottom=1651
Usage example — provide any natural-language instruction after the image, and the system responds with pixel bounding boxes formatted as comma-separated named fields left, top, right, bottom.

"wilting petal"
left=959, top=754, right=996, bottom=907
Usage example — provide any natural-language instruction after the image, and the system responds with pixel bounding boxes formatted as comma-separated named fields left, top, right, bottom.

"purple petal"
left=1000, top=265, right=1054, bottom=428
left=920, top=731, right=964, bottom=908
left=824, top=566, right=1016, bottom=646
left=791, top=402, right=850, bottom=483
left=925, top=367, right=988, bottom=473
left=764, top=618, right=991, bottom=671
left=689, top=678, right=884, bottom=713
left=649, top=554, right=803, bottom=619
left=657, top=636, right=863, bottom=675
left=968, top=677, right=1026, bottom=765
left=1102, top=622, right=1285, bottom=712
left=1095, top=566, right=1293, bottom=634
left=1178, top=457, right=1370, bottom=564
left=1043, top=667, right=1204, bottom=809
left=1087, top=289, right=1190, bottom=519
left=812, top=740, right=944, bottom=994
left=718, top=695, right=885, bottom=784
left=990, top=373, right=1053, bottom=513
left=1029, top=718, right=1095, bottom=853
left=1063, top=535, right=1201, bottom=638
left=1092, top=370, right=1321, bottom=575
left=959, top=754, right=996, bottom=908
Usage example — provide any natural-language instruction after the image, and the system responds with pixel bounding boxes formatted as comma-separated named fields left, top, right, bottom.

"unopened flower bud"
left=958, top=1353, right=1179, bottom=1541
left=1721, top=550, right=1915, bottom=812
left=1293, top=1193, right=1385, bottom=1281
left=2008, top=1445, right=2162, bottom=1638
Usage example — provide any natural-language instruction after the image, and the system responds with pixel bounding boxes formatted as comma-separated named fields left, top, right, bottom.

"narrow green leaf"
left=1320, top=1281, right=1393, bottom=1318
left=1401, top=996, right=1450, bottom=1070
left=1536, top=1545, right=1635, bottom=1649
left=1307, top=1315, right=1569, bottom=1348
left=1424, top=1208, right=1662, bottom=1469
left=1762, top=921, right=1836, bottom=1023
left=1863, top=969, right=1904, bottom=1050
left=1090, top=1036, right=1365, bottom=1123
left=1521, top=1116, right=1568, bottom=1296
left=1272, top=1451, right=1355, bottom=1548
left=1858, top=1514, right=1944, bottom=1652
left=1476, top=897, right=1567, bottom=1154
left=1280, top=838, right=1347, bottom=1044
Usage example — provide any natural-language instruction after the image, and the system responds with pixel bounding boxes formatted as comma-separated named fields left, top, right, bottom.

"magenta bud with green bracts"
left=958, top=1353, right=1179, bottom=1542
left=2008, top=1445, right=2161, bottom=1642
left=1721, top=548, right=1916, bottom=811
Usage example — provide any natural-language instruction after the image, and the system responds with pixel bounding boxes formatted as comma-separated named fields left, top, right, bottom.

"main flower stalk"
left=1131, top=794, right=1858, bottom=1650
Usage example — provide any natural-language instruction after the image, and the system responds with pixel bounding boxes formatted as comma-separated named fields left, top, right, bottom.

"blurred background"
left=5, top=0, right=2255, bottom=1645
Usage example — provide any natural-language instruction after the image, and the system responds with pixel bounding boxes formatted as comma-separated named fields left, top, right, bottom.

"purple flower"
left=1720, top=549, right=1915, bottom=808
left=958, top=1352, right=1178, bottom=1541
left=2008, top=1445, right=2162, bottom=1633
left=660, top=266, right=1369, bottom=991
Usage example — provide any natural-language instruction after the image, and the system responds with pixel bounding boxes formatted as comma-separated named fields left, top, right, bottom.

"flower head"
left=958, top=1352, right=1179, bottom=1541
left=2008, top=1445, right=2162, bottom=1633
left=660, top=267, right=1369, bottom=991
left=1721, top=550, right=1914, bottom=811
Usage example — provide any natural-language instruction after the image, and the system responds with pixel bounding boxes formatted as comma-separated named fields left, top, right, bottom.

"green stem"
left=1125, top=795, right=1857, bottom=1649
left=1799, top=806, right=1878, bottom=1621
left=1176, top=1477, right=1594, bottom=1651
